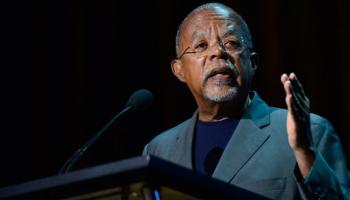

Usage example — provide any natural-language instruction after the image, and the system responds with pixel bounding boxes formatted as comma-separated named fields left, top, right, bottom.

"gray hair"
left=175, top=2, right=253, bottom=58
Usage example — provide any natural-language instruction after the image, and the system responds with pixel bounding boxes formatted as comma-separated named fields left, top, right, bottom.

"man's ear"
left=250, top=51, right=259, bottom=74
left=171, top=59, right=186, bottom=82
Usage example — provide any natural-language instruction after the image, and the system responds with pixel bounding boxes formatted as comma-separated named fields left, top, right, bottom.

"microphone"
left=126, top=89, right=153, bottom=112
left=58, top=89, right=153, bottom=174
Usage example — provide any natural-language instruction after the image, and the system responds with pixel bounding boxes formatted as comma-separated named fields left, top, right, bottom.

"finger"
left=281, top=74, right=292, bottom=96
left=294, top=91, right=310, bottom=112
left=289, top=73, right=310, bottom=122
left=292, top=94, right=309, bottom=121
left=290, top=76, right=310, bottom=113
left=291, top=82, right=306, bottom=108
left=281, top=73, right=289, bottom=84
left=281, top=73, right=308, bottom=120
left=289, top=73, right=307, bottom=106
left=290, top=73, right=307, bottom=97
left=284, top=80, right=294, bottom=111
left=289, top=72, right=296, bottom=79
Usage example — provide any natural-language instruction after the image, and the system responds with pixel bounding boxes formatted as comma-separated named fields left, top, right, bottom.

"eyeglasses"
left=177, top=39, right=250, bottom=59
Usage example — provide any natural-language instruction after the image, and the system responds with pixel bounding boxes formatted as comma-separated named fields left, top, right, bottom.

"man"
left=143, top=2, right=350, bottom=199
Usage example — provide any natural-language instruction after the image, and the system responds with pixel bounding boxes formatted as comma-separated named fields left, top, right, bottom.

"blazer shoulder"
left=309, top=113, right=339, bottom=143
left=309, top=113, right=333, bottom=127
left=269, top=106, right=333, bottom=127
left=269, top=107, right=337, bottom=144
left=269, top=106, right=287, bottom=122
left=146, top=118, right=193, bottom=149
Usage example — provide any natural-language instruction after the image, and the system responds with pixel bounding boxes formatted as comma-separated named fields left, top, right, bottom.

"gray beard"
left=203, top=83, right=239, bottom=103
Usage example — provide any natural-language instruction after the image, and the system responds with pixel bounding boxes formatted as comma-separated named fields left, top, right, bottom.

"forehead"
left=181, top=9, right=243, bottom=41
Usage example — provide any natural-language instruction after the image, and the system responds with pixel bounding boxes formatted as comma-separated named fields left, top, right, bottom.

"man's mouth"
left=206, top=67, right=235, bottom=82
left=210, top=73, right=232, bottom=81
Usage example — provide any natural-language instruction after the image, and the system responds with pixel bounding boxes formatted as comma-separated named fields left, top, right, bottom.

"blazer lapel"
left=212, top=92, right=272, bottom=182
left=170, top=111, right=198, bottom=170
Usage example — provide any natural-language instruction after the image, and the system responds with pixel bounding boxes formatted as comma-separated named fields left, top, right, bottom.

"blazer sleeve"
left=296, top=117, right=350, bottom=200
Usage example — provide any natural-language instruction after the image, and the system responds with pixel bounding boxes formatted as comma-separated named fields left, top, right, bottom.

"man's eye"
left=224, top=41, right=241, bottom=50
left=194, top=42, right=208, bottom=50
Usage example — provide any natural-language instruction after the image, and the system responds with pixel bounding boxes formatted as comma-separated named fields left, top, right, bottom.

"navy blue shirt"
left=195, top=119, right=239, bottom=175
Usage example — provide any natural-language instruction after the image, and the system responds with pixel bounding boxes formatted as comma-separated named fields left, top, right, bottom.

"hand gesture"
left=281, top=73, right=315, bottom=177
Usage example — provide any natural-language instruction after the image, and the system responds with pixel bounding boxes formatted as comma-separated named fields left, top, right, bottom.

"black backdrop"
left=1, top=0, right=349, bottom=187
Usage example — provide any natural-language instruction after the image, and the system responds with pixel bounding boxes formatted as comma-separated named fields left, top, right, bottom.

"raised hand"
left=281, top=73, right=315, bottom=178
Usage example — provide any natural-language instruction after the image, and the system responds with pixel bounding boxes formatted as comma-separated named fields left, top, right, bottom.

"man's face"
left=173, top=9, right=255, bottom=105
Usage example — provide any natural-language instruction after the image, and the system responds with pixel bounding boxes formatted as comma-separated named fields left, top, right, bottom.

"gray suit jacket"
left=143, top=92, right=350, bottom=199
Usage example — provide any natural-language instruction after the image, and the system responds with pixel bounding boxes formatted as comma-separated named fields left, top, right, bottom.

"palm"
left=281, top=73, right=312, bottom=150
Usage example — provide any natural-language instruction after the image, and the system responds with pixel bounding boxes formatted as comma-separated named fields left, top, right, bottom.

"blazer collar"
left=170, top=110, right=198, bottom=170
left=172, top=91, right=271, bottom=177
left=244, top=91, right=271, bottom=128
left=212, top=92, right=272, bottom=182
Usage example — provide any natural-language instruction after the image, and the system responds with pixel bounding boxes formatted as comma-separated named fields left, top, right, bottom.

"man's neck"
left=198, top=95, right=251, bottom=122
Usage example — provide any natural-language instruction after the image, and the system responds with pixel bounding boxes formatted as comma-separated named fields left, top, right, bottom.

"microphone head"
left=126, top=89, right=153, bottom=112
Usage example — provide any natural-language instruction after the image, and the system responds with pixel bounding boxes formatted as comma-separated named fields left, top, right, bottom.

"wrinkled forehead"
left=181, top=9, right=245, bottom=43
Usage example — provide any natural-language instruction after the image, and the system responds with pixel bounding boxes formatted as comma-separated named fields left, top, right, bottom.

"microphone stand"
left=58, top=106, right=131, bottom=174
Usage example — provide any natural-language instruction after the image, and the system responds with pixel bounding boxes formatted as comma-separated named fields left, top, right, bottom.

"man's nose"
left=208, top=41, right=228, bottom=59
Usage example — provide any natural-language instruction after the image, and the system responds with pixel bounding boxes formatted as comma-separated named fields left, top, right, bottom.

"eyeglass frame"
left=177, top=39, right=253, bottom=59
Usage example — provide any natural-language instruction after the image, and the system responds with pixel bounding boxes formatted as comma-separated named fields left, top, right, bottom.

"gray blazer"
left=143, top=92, right=350, bottom=199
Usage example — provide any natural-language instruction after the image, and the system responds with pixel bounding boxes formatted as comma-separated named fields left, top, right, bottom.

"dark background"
left=1, top=0, right=349, bottom=187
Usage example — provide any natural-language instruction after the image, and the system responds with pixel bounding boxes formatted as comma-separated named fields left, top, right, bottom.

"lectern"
left=0, top=156, right=270, bottom=199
